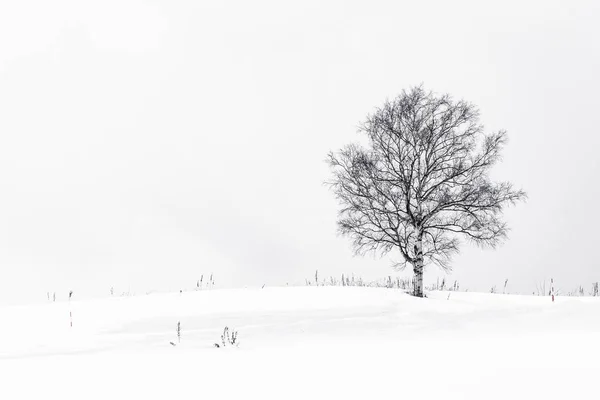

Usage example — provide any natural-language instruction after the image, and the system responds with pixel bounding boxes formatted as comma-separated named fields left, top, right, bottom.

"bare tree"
left=327, top=86, right=526, bottom=297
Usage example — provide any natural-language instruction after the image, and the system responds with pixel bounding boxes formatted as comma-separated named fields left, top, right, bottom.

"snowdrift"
left=1, top=287, right=598, bottom=399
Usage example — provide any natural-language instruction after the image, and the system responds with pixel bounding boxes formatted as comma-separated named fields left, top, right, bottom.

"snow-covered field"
left=1, top=286, right=599, bottom=399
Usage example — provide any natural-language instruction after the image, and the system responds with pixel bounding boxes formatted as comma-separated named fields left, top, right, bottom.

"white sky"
left=1, top=0, right=599, bottom=304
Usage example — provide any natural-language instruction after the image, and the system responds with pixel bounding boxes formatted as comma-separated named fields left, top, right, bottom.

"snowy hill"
left=1, top=287, right=599, bottom=399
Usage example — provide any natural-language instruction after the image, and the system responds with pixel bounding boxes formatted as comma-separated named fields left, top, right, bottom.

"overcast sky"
left=0, top=0, right=598, bottom=304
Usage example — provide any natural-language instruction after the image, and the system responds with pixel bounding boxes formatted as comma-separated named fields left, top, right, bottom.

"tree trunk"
left=413, top=230, right=424, bottom=297
left=413, top=261, right=424, bottom=297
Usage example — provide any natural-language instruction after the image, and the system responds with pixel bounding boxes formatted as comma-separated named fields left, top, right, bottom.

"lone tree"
left=327, top=87, right=526, bottom=297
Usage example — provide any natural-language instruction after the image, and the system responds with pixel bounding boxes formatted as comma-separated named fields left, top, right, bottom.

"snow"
left=1, top=287, right=599, bottom=399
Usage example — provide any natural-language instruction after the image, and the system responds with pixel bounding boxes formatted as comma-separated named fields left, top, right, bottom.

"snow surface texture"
left=1, top=287, right=598, bottom=399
